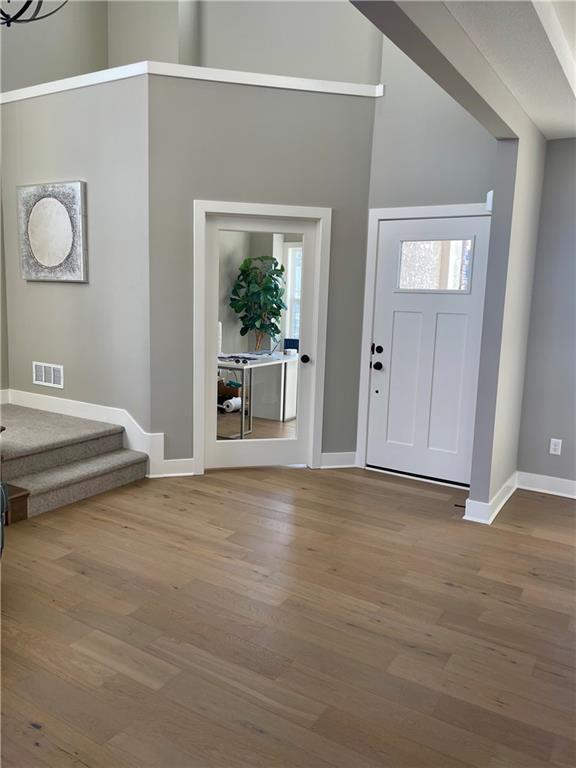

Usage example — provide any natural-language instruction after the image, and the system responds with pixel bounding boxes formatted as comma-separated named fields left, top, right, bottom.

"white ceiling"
left=553, top=0, right=576, bottom=58
left=445, top=1, right=576, bottom=139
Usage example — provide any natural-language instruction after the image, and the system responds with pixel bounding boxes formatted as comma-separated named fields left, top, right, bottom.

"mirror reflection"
left=217, top=232, right=303, bottom=441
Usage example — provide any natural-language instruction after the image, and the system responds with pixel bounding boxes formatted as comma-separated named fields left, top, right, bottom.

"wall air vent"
left=33, top=361, right=64, bottom=389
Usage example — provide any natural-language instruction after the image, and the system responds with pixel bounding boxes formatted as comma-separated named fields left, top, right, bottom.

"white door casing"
left=193, top=202, right=331, bottom=473
left=357, top=205, right=491, bottom=485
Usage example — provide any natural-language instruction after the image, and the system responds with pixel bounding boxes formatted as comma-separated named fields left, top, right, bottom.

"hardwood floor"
left=217, top=413, right=297, bottom=440
left=1, top=467, right=574, bottom=767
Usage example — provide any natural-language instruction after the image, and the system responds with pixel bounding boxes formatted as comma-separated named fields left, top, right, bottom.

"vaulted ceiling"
left=444, top=1, right=576, bottom=139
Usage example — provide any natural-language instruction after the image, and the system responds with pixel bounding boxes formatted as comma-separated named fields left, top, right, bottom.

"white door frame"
left=355, top=201, right=492, bottom=470
left=193, top=200, right=332, bottom=474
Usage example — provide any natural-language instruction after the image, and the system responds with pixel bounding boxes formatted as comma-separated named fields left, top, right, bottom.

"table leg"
left=248, top=368, right=253, bottom=432
left=281, top=361, right=287, bottom=422
left=240, top=368, right=246, bottom=439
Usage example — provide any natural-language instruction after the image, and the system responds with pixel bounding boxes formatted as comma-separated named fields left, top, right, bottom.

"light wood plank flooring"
left=2, top=467, right=575, bottom=767
left=217, top=413, right=296, bottom=440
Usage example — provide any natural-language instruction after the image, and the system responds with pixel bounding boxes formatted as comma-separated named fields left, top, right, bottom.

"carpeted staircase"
left=1, top=405, right=148, bottom=517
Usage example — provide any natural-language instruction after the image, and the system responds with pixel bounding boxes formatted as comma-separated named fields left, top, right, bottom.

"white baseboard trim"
left=319, top=452, right=357, bottom=469
left=148, top=458, right=198, bottom=479
left=4, top=389, right=197, bottom=478
left=517, top=471, right=576, bottom=499
left=464, top=471, right=518, bottom=525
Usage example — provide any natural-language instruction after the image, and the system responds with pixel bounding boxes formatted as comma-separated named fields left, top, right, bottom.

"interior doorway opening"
left=193, top=201, right=332, bottom=473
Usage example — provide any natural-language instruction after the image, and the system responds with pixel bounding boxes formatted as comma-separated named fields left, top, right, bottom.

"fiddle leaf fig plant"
left=229, top=255, right=286, bottom=351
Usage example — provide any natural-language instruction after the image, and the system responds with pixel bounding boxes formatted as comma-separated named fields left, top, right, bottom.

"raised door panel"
left=386, top=311, right=423, bottom=447
left=427, top=312, right=468, bottom=454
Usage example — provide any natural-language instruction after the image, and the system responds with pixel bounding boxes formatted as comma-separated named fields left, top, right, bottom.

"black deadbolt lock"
left=373, top=361, right=383, bottom=371
left=300, top=354, right=311, bottom=364
left=375, top=345, right=384, bottom=354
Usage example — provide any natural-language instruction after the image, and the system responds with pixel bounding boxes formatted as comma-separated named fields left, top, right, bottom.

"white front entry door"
left=366, top=215, right=491, bottom=484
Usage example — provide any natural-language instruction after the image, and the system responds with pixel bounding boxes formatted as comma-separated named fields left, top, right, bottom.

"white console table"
left=217, top=353, right=297, bottom=439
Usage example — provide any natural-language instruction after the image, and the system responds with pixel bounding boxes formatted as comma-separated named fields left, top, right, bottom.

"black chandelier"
left=1, top=0, right=69, bottom=27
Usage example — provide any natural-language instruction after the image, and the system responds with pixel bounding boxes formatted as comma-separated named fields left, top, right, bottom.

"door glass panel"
left=398, top=239, right=473, bottom=291
left=216, top=231, right=302, bottom=441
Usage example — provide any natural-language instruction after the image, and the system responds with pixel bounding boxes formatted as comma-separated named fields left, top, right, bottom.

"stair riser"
left=27, top=460, right=147, bottom=517
left=2, top=432, right=124, bottom=481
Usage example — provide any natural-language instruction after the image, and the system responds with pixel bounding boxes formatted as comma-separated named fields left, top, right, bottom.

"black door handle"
left=300, top=354, right=310, bottom=364
left=373, top=361, right=383, bottom=371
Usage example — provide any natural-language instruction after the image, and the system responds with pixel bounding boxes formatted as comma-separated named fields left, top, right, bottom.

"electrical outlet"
left=549, top=438, right=562, bottom=456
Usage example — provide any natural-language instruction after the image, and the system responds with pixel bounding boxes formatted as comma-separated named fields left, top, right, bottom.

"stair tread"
left=14, top=449, right=147, bottom=495
left=0, top=405, right=124, bottom=461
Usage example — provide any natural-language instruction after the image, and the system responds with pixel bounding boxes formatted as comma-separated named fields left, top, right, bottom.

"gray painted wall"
left=0, top=1, right=108, bottom=92
left=179, top=0, right=202, bottom=66
left=470, top=139, right=519, bottom=501
left=518, top=139, right=576, bottom=480
left=199, top=0, right=382, bottom=84
left=148, top=76, right=375, bottom=458
left=1, top=1, right=380, bottom=92
left=108, top=1, right=180, bottom=67
left=486, top=129, right=546, bottom=498
left=1, top=77, right=151, bottom=428
left=218, top=231, right=277, bottom=355
left=0, top=2, right=510, bottom=473
left=218, top=231, right=251, bottom=354
left=1, top=229, right=8, bottom=389
left=370, top=37, right=498, bottom=207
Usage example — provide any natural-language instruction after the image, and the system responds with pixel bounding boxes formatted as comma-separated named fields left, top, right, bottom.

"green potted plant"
left=229, top=255, right=286, bottom=351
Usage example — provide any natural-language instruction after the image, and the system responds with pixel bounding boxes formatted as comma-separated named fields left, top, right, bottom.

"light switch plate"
left=549, top=438, right=562, bottom=456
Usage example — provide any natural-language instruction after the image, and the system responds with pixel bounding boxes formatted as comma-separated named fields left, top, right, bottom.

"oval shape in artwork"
left=28, top=197, right=73, bottom=267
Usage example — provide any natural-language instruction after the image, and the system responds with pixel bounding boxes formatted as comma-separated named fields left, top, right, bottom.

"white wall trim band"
left=464, top=471, right=518, bottom=525
left=517, top=471, right=576, bottom=499
left=319, top=452, right=357, bottom=469
left=0, top=62, right=148, bottom=105
left=2, top=389, right=196, bottom=478
left=0, top=61, right=384, bottom=105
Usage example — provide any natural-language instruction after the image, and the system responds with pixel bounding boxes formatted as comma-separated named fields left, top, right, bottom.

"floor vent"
left=33, top=362, right=64, bottom=389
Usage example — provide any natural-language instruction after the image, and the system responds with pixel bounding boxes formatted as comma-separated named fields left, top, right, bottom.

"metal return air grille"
left=33, top=361, right=64, bottom=389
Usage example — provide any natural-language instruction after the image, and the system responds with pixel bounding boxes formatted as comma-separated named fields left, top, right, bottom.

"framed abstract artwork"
left=18, top=181, right=87, bottom=282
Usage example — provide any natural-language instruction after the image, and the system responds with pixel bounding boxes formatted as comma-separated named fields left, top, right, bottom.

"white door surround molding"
left=1, top=389, right=196, bottom=478
left=193, top=200, right=332, bottom=474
